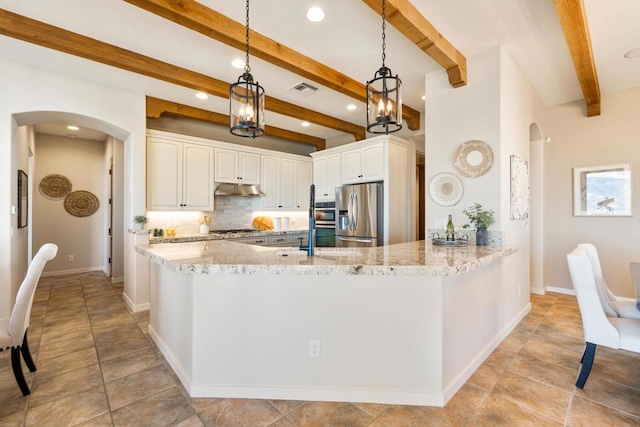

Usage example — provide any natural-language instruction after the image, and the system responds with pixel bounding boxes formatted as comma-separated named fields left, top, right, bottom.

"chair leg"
left=21, top=330, right=37, bottom=372
left=11, top=347, right=31, bottom=396
left=576, top=342, right=597, bottom=389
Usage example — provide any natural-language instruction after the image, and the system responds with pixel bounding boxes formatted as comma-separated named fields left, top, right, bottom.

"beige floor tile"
left=520, top=337, right=581, bottom=370
left=531, top=322, right=585, bottom=354
left=443, top=383, right=488, bottom=421
left=484, top=346, right=518, bottom=371
left=29, top=363, right=103, bottom=407
left=467, top=362, right=504, bottom=391
left=25, top=386, right=109, bottom=427
left=100, top=347, right=162, bottom=382
left=567, top=396, right=640, bottom=426
left=94, top=323, right=151, bottom=362
left=106, top=364, right=176, bottom=410
left=351, top=402, right=389, bottom=417
left=499, top=328, right=532, bottom=353
left=468, top=394, right=562, bottom=426
left=0, top=371, right=29, bottom=419
left=269, top=417, right=296, bottom=427
left=36, top=333, right=95, bottom=361
left=491, top=372, right=571, bottom=423
left=507, top=354, right=577, bottom=392
left=76, top=412, right=114, bottom=426
left=576, top=374, right=640, bottom=417
left=174, top=414, right=205, bottom=427
left=36, top=347, right=98, bottom=379
left=196, top=398, right=284, bottom=427
left=376, top=403, right=465, bottom=427
left=111, top=386, right=196, bottom=427
left=40, top=321, right=92, bottom=345
left=269, top=400, right=306, bottom=416
left=286, top=402, right=373, bottom=427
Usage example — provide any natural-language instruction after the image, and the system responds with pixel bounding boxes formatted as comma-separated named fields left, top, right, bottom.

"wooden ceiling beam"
left=147, top=97, right=326, bottom=150
left=361, top=0, right=467, bottom=88
left=553, top=0, right=601, bottom=116
left=0, top=8, right=362, bottom=141
left=123, top=0, right=421, bottom=131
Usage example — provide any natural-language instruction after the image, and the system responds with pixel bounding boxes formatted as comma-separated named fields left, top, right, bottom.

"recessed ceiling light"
left=301, top=121, right=311, bottom=127
left=306, top=7, right=325, bottom=23
left=195, top=92, right=209, bottom=100
left=231, top=58, right=245, bottom=69
left=624, top=47, right=640, bottom=58
left=346, top=104, right=357, bottom=111
left=67, top=125, right=79, bottom=131
left=421, top=95, right=426, bottom=100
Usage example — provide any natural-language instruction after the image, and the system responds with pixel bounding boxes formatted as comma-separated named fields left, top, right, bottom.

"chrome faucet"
left=307, top=184, right=315, bottom=256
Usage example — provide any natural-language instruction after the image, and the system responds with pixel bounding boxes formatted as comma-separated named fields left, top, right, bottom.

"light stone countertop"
left=136, top=239, right=518, bottom=276
left=148, top=229, right=309, bottom=244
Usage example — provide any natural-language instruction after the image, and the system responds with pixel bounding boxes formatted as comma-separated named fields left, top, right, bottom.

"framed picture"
left=17, top=170, right=28, bottom=228
left=573, top=163, right=632, bottom=216
left=510, top=155, right=529, bottom=220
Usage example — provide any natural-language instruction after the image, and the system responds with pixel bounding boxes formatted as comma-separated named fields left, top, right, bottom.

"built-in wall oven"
left=314, top=201, right=336, bottom=247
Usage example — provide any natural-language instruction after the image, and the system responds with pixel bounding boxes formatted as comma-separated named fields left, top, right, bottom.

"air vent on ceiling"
left=288, top=81, right=319, bottom=97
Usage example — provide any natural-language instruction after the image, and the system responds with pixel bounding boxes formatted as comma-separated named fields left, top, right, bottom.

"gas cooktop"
left=209, top=229, right=260, bottom=234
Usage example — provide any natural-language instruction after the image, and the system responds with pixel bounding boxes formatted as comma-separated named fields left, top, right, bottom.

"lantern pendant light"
left=230, top=0, right=265, bottom=138
left=366, top=0, right=402, bottom=134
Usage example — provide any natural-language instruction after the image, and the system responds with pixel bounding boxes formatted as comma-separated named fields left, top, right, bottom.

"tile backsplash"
left=146, top=197, right=308, bottom=235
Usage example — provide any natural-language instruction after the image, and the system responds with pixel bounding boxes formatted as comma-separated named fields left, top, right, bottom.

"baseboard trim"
left=42, top=266, right=104, bottom=277
left=530, top=287, right=546, bottom=295
left=546, top=286, right=576, bottom=296
left=111, top=276, right=124, bottom=284
left=122, top=292, right=150, bottom=312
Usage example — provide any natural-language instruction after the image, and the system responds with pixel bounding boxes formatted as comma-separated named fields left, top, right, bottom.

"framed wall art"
left=510, top=155, right=529, bottom=220
left=573, top=163, right=632, bottom=216
left=17, top=170, right=28, bottom=228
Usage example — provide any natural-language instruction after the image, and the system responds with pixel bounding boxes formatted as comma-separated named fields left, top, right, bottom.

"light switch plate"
left=11, top=205, right=16, bottom=214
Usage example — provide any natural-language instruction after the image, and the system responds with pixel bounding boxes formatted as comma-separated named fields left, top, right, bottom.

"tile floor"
left=2, top=272, right=640, bottom=426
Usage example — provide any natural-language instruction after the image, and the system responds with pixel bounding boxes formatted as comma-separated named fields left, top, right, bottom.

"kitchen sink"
left=275, top=248, right=363, bottom=257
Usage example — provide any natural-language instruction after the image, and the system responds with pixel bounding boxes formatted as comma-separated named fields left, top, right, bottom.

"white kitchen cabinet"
left=261, top=156, right=312, bottom=211
left=341, top=143, right=383, bottom=184
left=312, top=152, right=341, bottom=201
left=147, top=138, right=214, bottom=211
left=295, top=160, right=313, bottom=210
left=214, top=147, right=260, bottom=184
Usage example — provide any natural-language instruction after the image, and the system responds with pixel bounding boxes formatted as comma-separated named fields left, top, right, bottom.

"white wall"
left=0, top=58, right=146, bottom=317
left=425, top=46, right=543, bottom=311
left=34, top=134, right=106, bottom=273
left=543, top=87, right=640, bottom=296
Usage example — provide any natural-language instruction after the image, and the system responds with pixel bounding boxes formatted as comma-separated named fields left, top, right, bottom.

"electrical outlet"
left=68, top=255, right=74, bottom=262
left=309, top=340, right=320, bottom=357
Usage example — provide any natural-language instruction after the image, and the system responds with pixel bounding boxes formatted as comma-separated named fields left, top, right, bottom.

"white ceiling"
left=1, top=0, right=639, bottom=145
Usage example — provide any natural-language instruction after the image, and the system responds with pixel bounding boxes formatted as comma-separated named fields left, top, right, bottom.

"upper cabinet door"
left=237, top=151, right=260, bottom=184
left=326, top=153, right=341, bottom=199
left=361, top=143, right=384, bottom=181
left=341, top=148, right=362, bottom=184
left=183, top=143, right=214, bottom=210
left=313, top=156, right=328, bottom=198
left=296, top=161, right=312, bottom=210
left=214, top=148, right=239, bottom=183
left=279, top=159, right=296, bottom=209
left=147, top=138, right=182, bottom=210
left=260, top=156, right=280, bottom=210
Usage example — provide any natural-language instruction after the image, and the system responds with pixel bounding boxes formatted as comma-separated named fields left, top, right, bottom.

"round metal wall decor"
left=39, top=174, right=72, bottom=200
left=64, top=190, right=99, bottom=217
left=429, top=172, right=464, bottom=206
left=453, top=140, right=494, bottom=178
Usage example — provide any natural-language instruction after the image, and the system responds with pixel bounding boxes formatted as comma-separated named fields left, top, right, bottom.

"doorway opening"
left=529, top=122, right=545, bottom=295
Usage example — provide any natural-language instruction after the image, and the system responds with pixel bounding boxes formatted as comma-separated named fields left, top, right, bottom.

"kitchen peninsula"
left=137, top=240, right=522, bottom=407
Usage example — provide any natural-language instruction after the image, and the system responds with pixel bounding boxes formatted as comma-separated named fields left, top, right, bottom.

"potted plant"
left=133, top=215, right=147, bottom=230
left=462, top=203, right=495, bottom=246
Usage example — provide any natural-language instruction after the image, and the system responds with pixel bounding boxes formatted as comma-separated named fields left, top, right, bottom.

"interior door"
left=108, top=157, right=113, bottom=278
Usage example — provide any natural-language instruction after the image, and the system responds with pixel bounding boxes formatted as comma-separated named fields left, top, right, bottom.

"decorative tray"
left=432, top=238, right=469, bottom=247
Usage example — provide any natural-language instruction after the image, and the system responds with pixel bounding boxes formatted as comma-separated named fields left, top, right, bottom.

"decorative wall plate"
left=64, top=190, right=99, bottom=217
left=453, top=140, right=494, bottom=178
left=429, top=172, right=464, bottom=206
left=39, top=174, right=72, bottom=200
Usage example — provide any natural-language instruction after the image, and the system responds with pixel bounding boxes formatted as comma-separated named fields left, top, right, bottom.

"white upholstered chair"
left=0, top=243, right=57, bottom=395
left=576, top=243, right=640, bottom=319
left=567, top=245, right=640, bottom=388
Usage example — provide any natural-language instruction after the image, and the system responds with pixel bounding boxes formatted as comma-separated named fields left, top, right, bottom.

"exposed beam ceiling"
left=147, top=97, right=326, bottom=150
left=361, top=0, right=467, bottom=88
left=553, top=0, right=601, bottom=116
left=0, top=8, right=364, bottom=141
left=123, top=0, right=421, bottom=131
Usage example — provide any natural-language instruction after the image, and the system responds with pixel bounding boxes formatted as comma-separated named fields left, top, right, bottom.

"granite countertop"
left=136, top=240, right=518, bottom=276
left=148, top=229, right=309, bottom=244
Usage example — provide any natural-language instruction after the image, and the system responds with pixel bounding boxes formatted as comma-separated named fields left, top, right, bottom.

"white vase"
left=200, top=224, right=210, bottom=235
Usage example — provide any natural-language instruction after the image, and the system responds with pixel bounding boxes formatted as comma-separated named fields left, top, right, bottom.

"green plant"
left=462, top=203, right=495, bottom=229
left=133, top=215, right=148, bottom=225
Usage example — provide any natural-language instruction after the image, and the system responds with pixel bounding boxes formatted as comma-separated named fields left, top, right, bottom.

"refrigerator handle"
left=349, top=191, right=354, bottom=231
left=353, top=192, right=359, bottom=231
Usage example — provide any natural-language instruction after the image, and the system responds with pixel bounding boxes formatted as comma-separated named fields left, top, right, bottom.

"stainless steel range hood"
left=214, top=183, right=265, bottom=197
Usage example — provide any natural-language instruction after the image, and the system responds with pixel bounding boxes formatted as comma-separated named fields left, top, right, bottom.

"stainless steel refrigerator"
left=335, top=182, right=383, bottom=247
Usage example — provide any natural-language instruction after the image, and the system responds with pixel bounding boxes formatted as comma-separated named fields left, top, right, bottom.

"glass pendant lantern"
left=230, top=0, right=264, bottom=138
left=366, top=0, right=402, bottom=134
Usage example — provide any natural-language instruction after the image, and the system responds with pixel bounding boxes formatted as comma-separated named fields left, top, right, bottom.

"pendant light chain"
left=381, top=0, right=387, bottom=68
left=244, top=0, right=251, bottom=74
